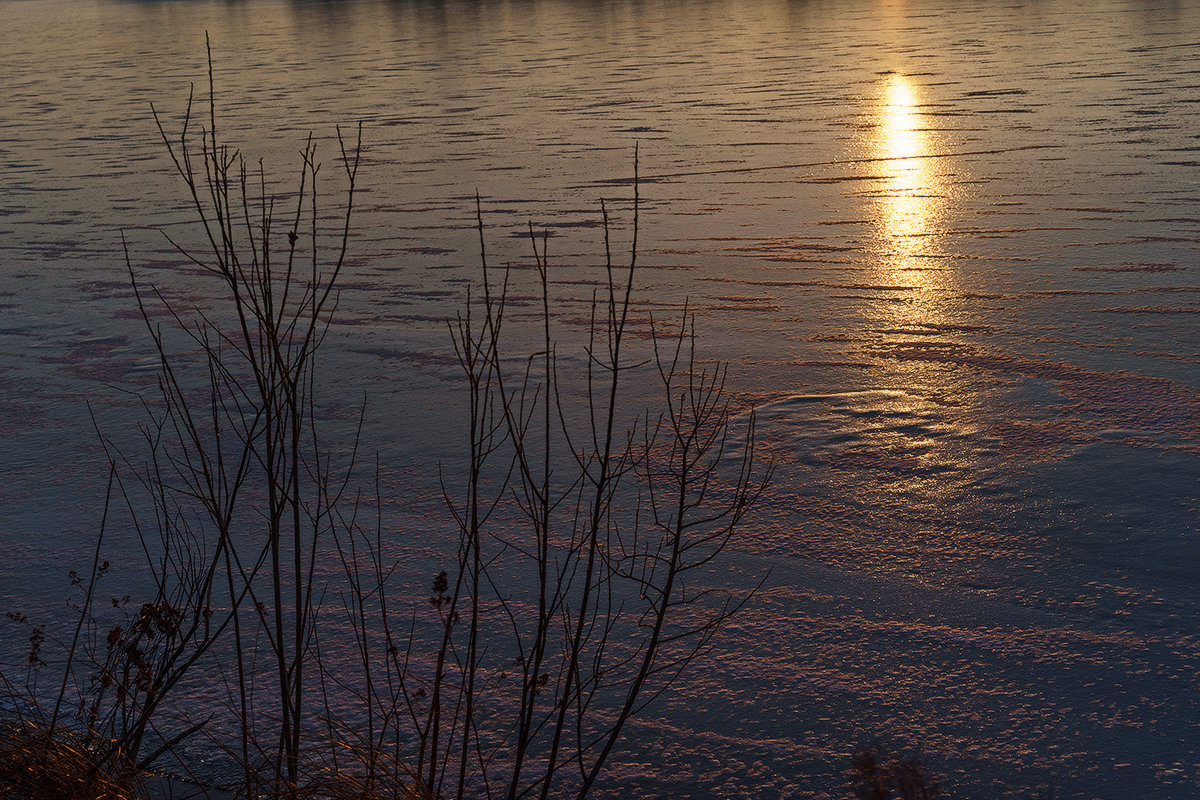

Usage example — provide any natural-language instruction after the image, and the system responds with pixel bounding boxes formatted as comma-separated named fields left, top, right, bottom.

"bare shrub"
left=2, top=46, right=767, bottom=800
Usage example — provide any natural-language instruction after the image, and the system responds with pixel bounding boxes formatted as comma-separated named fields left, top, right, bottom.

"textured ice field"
left=2, top=0, right=1200, bottom=795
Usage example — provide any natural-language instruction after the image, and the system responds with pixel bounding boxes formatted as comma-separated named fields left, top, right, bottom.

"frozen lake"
left=2, top=0, right=1200, bottom=796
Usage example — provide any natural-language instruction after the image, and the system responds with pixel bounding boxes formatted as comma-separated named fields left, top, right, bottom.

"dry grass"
left=0, top=716, right=145, bottom=800
left=849, top=745, right=945, bottom=800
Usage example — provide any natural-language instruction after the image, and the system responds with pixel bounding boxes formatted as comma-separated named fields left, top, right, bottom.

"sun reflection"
left=872, top=73, right=944, bottom=277
left=850, top=71, right=998, bottom=527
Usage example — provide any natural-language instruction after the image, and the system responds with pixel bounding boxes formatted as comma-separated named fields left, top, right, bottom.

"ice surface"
left=2, top=0, right=1199, bottom=796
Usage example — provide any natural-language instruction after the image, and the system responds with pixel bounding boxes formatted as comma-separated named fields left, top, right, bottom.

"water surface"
left=2, top=0, right=1200, bottom=796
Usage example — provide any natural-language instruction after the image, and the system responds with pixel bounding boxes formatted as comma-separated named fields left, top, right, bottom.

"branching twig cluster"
left=329, top=155, right=771, bottom=800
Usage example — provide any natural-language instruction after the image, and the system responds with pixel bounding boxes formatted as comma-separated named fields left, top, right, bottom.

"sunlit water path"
left=2, top=0, right=1200, bottom=796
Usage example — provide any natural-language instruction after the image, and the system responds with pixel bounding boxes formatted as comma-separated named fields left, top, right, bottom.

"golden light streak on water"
left=873, top=72, right=944, bottom=280
left=854, top=74, right=988, bottom=515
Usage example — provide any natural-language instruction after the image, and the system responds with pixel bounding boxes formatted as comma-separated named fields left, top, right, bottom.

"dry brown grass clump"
left=0, top=716, right=145, bottom=800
